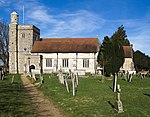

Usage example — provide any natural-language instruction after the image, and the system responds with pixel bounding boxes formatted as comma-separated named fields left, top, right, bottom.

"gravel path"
left=21, top=74, right=66, bottom=117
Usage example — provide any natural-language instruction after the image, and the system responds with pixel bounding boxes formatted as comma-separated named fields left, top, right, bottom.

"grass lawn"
left=0, top=74, right=35, bottom=117
left=38, top=74, right=150, bottom=117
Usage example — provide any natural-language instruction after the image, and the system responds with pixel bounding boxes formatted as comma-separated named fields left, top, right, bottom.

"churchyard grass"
left=0, top=74, right=35, bottom=116
left=38, top=74, right=150, bottom=117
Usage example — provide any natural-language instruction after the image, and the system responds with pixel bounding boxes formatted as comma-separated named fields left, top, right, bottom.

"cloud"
left=43, top=10, right=105, bottom=37
left=0, top=0, right=8, bottom=6
left=27, top=6, right=57, bottom=23
left=3, top=0, right=150, bottom=55
left=25, top=4, right=105, bottom=37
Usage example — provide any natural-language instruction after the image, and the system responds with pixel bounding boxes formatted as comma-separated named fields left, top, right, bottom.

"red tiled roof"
left=31, top=38, right=100, bottom=53
left=122, top=46, right=132, bottom=58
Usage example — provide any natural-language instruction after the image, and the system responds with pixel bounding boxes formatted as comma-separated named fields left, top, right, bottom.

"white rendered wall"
left=41, top=52, right=98, bottom=74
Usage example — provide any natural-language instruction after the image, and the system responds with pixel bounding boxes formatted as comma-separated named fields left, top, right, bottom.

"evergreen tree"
left=133, top=50, right=150, bottom=71
left=111, top=25, right=130, bottom=46
left=98, top=25, right=127, bottom=76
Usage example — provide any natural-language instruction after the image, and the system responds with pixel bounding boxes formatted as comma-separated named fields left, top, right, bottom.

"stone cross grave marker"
left=64, top=74, right=70, bottom=93
left=61, top=70, right=79, bottom=96
left=114, top=84, right=124, bottom=113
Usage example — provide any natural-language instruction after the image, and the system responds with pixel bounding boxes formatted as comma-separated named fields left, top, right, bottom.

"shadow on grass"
left=143, top=93, right=150, bottom=97
left=0, top=75, right=35, bottom=116
left=109, top=86, right=113, bottom=91
left=108, top=101, right=115, bottom=109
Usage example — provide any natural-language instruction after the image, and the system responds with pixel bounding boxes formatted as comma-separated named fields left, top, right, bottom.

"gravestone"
left=72, top=75, right=76, bottom=96
left=0, top=71, right=2, bottom=80
left=58, top=70, right=64, bottom=84
left=114, top=84, right=124, bottom=113
left=64, top=75, right=70, bottom=93
left=11, top=75, right=14, bottom=84
left=1, top=70, right=4, bottom=80
left=1, top=74, right=4, bottom=80
left=124, top=72, right=128, bottom=81
left=113, top=73, right=117, bottom=92
left=40, top=74, right=44, bottom=84
left=32, top=72, right=36, bottom=80
left=60, top=70, right=79, bottom=96
left=128, top=74, right=133, bottom=82
left=75, top=73, right=79, bottom=86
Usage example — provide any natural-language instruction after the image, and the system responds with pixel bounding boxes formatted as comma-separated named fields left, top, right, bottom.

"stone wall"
left=122, top=58, right=135, bottom=71
left=9, top=24, right=18, bottom=73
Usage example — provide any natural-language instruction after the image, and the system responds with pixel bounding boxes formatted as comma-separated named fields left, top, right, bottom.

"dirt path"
left=21, top=74, right=66, bottom=117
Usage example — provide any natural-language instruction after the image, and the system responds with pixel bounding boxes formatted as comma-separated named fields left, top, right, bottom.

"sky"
left=0, top=0, right=150, bottom=56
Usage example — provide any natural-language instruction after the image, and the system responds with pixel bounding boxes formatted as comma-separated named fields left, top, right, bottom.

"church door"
left=29, top=65, right=35, bottom=73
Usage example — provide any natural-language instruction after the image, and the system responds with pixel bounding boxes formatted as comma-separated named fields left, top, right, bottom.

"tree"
left=111, top=25, right=130, bottom=46
left=98, top=25, right=126, bottom=76
left=133, top=50, right=150, bottom=71
left=0, top=21, right=9, bottom=67
left=98, top=25, right=127, bottom=92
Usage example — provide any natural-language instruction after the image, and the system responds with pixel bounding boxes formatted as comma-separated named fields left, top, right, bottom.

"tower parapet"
left=10, top=12, right=18, bottom=24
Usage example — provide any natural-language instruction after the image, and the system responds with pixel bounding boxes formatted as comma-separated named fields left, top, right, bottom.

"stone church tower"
left=9, top=12, right=40, bottom=73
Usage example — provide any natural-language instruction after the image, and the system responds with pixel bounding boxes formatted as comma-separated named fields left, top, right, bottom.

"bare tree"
left=0, top=20, right=9, bottom=67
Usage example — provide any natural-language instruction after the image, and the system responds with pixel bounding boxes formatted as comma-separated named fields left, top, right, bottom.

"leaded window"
left=83, top=59, right=89, bottom=68
left=62, top=59, right=69, bottom=67
left=46, top=59, right=52, bottom=67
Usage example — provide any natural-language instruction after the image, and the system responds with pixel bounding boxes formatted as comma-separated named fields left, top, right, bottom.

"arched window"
left=29, top=65, right=35, bottom=72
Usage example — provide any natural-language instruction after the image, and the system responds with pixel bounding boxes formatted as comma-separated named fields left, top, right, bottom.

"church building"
left=9, top=12, right=135, bottom=75
left=9, top=12, right=99, bottom=75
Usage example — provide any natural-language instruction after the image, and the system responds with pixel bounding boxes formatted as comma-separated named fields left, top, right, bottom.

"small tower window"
left=22, top=33, right=25, bottom=38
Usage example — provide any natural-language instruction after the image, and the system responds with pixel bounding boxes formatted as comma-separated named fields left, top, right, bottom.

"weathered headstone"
left=40, top=75, right=44, bottom=84
left=113, top=73, right=117, bottom=92
left=124, top=72, right=128, bottom=81
left=128, top=74, right=133, bottom=82
left=1, top=74, right=4, bottom=80
left=64, top=75, right=70, bottom=93
left=0, top=71, right=2, bottom=80
left=72, top=76, right=76, bottom=96
left=58, top=70, right=79, bottom=96
left=114, top=84, right=124, bottom=113
left=58, top=70, right=64, bottom=84
left=11, top=75, right=14, bottom=84
left=75, top=72, right=79, bottom=86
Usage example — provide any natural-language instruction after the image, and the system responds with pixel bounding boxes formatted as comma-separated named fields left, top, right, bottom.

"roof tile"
left=31, top=38, right=100, bottom=53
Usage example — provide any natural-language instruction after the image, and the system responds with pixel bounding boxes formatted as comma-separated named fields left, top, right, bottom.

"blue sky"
left=0, top=0, right=150, bottom=56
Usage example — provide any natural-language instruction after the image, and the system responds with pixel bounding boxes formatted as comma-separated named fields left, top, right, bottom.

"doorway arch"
left=29, top=65, right=35, bottom=73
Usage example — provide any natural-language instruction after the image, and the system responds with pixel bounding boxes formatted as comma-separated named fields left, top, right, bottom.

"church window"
left=46, top=59, right=52, bottom=67
left=62, top=59, right=69, bottom=67
left=22, top=33, right=25, bottom=38
left=83, top=59, right=89, bottom=68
